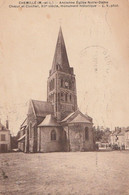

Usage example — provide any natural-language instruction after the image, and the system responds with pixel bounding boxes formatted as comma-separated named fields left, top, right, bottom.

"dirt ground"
left=0, top=151, right=129, bottom=195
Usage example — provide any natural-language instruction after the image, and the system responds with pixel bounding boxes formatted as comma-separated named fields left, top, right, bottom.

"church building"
left=18, top=27, right=95, bottom=152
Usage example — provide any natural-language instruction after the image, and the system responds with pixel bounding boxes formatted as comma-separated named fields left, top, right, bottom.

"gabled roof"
left=61, top=110, right=92, bottom=124
left=50, top=27, right=72, bottom=75
left=38, top=115, right=60, bottom=127
left=69, top=113, right=92, bottom=124
left=20, top=118, right=27, bottom=129
left=61, top=112, right=75, bottom=123
left=30, top=99, right=54, bottom=117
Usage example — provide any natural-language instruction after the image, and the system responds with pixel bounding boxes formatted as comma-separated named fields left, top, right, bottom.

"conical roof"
left=38, top=115, right=60, bottom=127
left=50, top=27, right=71, bottom=75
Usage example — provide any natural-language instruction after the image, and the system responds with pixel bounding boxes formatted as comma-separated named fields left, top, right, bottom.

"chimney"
left=6, top=117, right=9, bottom=129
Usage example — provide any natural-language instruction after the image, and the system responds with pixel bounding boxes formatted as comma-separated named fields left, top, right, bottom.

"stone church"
left=18, top=27, right=95, bottom=152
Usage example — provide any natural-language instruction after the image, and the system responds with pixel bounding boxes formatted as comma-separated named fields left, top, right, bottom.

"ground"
left=0, top=151, right=129, bottom=195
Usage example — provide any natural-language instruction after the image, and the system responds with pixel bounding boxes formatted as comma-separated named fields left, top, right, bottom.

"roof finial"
left=6, top=116, right=9, bottom=129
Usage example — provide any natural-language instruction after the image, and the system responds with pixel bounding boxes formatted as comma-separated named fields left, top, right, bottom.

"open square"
left=0, top=151, right=129, bottom=195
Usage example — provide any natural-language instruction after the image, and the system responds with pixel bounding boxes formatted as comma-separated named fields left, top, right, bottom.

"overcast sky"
left=0, top=0, right=129, bottom=135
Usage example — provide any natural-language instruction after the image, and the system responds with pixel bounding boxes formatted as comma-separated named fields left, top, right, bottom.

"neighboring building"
left=18, top=27, right=95, bottom=153
left=0, top=120, right=11, bottom=153
left=110, top=128, right=127, bottom=150
left=117, top=130, right=125, bottom=149
left=110, top=128, right=121, bottom=147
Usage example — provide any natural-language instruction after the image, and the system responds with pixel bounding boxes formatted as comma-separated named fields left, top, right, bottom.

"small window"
left=69, top=81, right=71, bottom=89
left=85, top=127, right=89, bottom=140
left=56, top=64, right=60, bottom=70
left=70, top=94, right=72, bottom=102
left=51, top=130, right=56, bottom=141
left=61, top=79, right=63, bottom=87
left=65, top=93, right=68, bottom=102
left=1, top=134, right=6, bottom=141
left=58, top=93, right=60, bottom=101
left=61, top=92, right=64, bottom=101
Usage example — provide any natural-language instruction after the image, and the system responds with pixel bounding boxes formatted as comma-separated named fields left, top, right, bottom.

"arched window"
left=85, top=127, right=89, bottom=140
left=58, top=93, right=60, bottom=101
left=69, top=81, right=71, bottom=89
left=61, top=79, right=63, bottom=87
left=51, top=130, right=56, bottom=141
left=56, top=64, right=60, bottom=70
left=70, top=94, right=72, bottom=102
left=65, top=93, right=68, bottom=102
left=61, top=92, right=64, bottom=101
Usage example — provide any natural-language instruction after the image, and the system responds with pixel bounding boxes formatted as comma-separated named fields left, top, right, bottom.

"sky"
left=0, top=0, right=129, bottom=135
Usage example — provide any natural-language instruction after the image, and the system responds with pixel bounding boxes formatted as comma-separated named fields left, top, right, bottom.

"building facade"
left=0, top=120, right=11, bottom=153
left=109, top=128, right=129, bottom=150
left=18, top=27, right=95, bottom=153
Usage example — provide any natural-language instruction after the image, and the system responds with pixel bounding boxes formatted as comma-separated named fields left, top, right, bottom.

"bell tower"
left=47, top=27, right=77, bottom=120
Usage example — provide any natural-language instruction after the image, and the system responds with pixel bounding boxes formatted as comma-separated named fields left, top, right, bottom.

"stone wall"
left=37, top=126, right=64, bottom=152
left=68, top=123, right=94, bottom=152
left=47, top=71, right=77, bottom=121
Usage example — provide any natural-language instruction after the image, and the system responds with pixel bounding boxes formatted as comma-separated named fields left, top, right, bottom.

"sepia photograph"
left=0, top=0, right=129, bottom=194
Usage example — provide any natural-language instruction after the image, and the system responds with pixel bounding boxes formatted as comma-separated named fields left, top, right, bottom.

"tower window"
left=69, top=81, right=71, bottom=89
left=51, top=130, right=56, bottom=141
left=56, top=64, right=60, bottom=70
left=61, top=92, right=64, bottom=101
left=61, top=79, right=63, bottom=87
left=70, top=94, right=72, bottom=102
left=58, top=93, right=60, bottom=101
left=65, top=93, right=68, bottom=102
left=49, top=79, right=55, bottom=91
left=85, top=127, right=89, bottom=140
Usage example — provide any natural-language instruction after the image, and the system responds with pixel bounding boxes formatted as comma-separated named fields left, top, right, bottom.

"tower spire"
left=50, top=27, right=72, bottom=75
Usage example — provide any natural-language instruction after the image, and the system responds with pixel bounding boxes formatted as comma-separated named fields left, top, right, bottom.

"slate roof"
left=61, top=110, right=92, bottom=124
left=69, top=113, right=92, bottom=124
left=61, top=112, right=75, bottom=123
left=50, top=27, right=72, bottom=75
left=38, top=115, right=60, bottom=127
left=31, top=100, right=54, bottom=117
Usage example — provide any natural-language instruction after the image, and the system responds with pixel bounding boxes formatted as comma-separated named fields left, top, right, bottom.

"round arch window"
left=85, top=127, right=89, bottom=140
left=51, top=130, right=56, bottom=141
